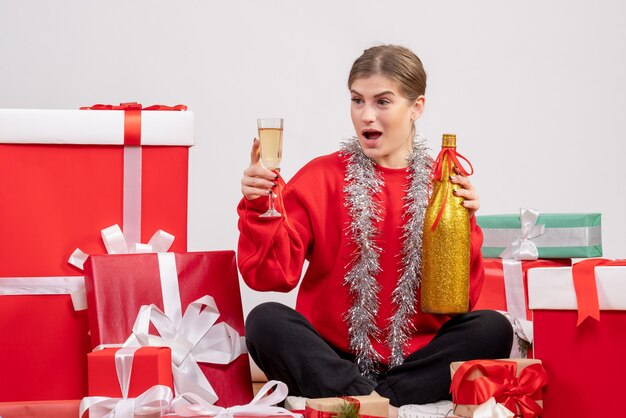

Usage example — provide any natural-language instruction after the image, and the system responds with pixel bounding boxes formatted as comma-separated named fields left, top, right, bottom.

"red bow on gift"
left=80, top=102, right=187, bottom=145
left=450, top=360, right=547, bottom=418
left=573, top=258, right=626, bottom=326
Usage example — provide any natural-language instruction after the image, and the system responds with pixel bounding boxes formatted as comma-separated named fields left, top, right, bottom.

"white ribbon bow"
left=499, top=208, right=545, bottom=260
left=473, top=397, right=515, bottom=418
left=124, top=295, right=247, bottom=404
left=68, top=224, right=174, bottom=310
left=69, top=224, right=175, bottom=270
left=171, top=380, right=302, bottom=418
left=79, top=347, right=174, bottom=418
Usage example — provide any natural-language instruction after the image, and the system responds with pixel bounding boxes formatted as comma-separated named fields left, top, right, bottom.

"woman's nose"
left=361, top=105, right=376, bottom=123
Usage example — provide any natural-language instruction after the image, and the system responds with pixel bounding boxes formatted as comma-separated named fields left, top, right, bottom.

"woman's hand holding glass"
left=241, top=138, right=280, bottom=205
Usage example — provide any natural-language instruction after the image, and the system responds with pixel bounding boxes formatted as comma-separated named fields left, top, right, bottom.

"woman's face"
left=350, top=74, right=424, bottom=168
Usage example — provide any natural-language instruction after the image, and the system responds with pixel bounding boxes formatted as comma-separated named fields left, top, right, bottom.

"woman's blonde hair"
left=348, top=44, right=427, bottom=101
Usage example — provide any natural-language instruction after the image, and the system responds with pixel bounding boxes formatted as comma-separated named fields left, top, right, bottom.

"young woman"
left=238, top=45, right=512, bottom=411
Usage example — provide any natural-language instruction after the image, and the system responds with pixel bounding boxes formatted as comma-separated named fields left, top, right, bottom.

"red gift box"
left=0, top=105, right=193, bottom=401
left=0, top=400, right=80, bottom=418
left=0, top=277, right=90, bottom=401
left=84, top=250, right=253, bottom=407
left=528, top=262, right=626, bottom=418
left=473, top=258, right=571, bottom=320
left=0, top=106, right=193, bottom=277
left=88, top=347, right=173, bottom=398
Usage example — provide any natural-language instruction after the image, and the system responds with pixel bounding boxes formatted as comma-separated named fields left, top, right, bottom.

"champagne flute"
left=257, top=118, right=283, bottom=218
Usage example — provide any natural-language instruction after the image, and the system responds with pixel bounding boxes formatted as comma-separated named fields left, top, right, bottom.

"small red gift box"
left=84, top=250, right=253, bottom=407
left=88, top=347, right=173, bottom=398
left=528, top=260, right=626, bottom=417
left=450, top=359, right=547, bottom=418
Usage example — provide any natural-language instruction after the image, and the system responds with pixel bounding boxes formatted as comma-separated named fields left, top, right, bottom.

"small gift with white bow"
left=80, top=346, right=174, bottom=418
left=87, top=347, right=174, bottom=399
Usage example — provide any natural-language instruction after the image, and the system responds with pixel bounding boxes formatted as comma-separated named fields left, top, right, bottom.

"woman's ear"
left=411, top=95, right=426, bottom=120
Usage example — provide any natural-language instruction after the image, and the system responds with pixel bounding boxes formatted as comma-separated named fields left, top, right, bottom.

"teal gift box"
left=477, top=210, right=602, bottom=259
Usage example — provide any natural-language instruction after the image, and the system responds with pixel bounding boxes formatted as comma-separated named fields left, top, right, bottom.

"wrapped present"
left=80, top=346, right=173, bottom=418
left=304, top=395, right=389, bottom=418
left=472, top=258, right=570, bottom=357
left=0, top=400, right=80, bottom=418
left=84, top=250, right=253, bottom=407
left=477, top=209, right=602, bottom=259
left=450, top=359, right=547, bottom=418
left=0, top=103, right=192, bottom=402
left=0, top=104, right=193, bottom=278
left=0, top=277, right=89, bottom=401
left=88, top=347, right=174, bottom=398
left=528, top=259, right=626, bottom=417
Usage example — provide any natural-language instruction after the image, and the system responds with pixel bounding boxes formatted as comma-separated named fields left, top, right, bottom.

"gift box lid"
left=0, top=108, right=194, bottom=146
left=528, top=266, right=626, bottom=310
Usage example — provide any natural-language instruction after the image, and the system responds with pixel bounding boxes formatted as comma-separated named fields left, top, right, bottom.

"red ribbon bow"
left=80, top=102, right=187, bottom=145
left=429, top=147, right=474, bottom=231
left=573, top=258, right=626, bottom=326
left=450, top=360, right=547, bottom=418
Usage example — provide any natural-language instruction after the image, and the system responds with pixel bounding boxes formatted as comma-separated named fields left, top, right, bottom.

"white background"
left=1, top=1, right=624, bottom=316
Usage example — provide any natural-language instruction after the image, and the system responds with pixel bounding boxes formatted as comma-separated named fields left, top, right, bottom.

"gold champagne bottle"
left=421, top=133, right=472, bottom=314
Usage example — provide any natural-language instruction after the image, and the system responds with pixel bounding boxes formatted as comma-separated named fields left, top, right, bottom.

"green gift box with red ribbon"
left=528, top=259, right=626, bottom=418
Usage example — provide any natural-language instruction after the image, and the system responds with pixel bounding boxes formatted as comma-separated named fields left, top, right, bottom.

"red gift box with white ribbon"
left=84, top=250, right=253, bottom=407
left=0, top=104, right=193, bottom=402
left=528, top=259, right=626, bottom=418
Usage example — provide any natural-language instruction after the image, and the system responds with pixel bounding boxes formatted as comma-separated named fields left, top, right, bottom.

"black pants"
left=246, top=302, right=513, bottom=407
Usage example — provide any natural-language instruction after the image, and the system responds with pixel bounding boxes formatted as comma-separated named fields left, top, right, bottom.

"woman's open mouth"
left=363, top=130, right=382, bottom=140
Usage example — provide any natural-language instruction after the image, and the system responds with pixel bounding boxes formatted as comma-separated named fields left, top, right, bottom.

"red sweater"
left=238, top=151, right=485, bottom=365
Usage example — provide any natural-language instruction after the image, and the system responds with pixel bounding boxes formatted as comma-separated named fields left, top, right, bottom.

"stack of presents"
left=0, top=104, right=621, bottom=418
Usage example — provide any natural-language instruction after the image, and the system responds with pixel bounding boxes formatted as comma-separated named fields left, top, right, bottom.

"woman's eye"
left=378, top=99, right=390, bottom=106
left=351, top=97, right=363, bottom=104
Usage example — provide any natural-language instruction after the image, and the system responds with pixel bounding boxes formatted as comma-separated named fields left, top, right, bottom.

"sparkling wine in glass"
left=258, top=118, right=283, bottom=217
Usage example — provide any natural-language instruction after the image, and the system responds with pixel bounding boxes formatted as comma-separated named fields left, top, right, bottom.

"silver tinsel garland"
left=340, top=136, right=432, bottom=378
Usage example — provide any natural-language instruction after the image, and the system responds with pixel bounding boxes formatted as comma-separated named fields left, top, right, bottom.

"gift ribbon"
left=0, top=276, right=87, bottom=310
left=171, top=380, right=302, bottom=418
left=473, top=397, right=515, bottom=418
left=450, top=360, right=547, bottom=418
left=69, top=224, right=175, bottom=270
left=499, top=208, right=545, bottom=260
left=429, top=146, right=473, bottom=231
left=124, top=252, right=247, bottom=404
left=79, top=347, right=173, bottom=418
left=572, top=258, right=626, bottom=326
left=501, top=260, right=527, bottom=322
left=79, top=102, right=186, bottom=248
